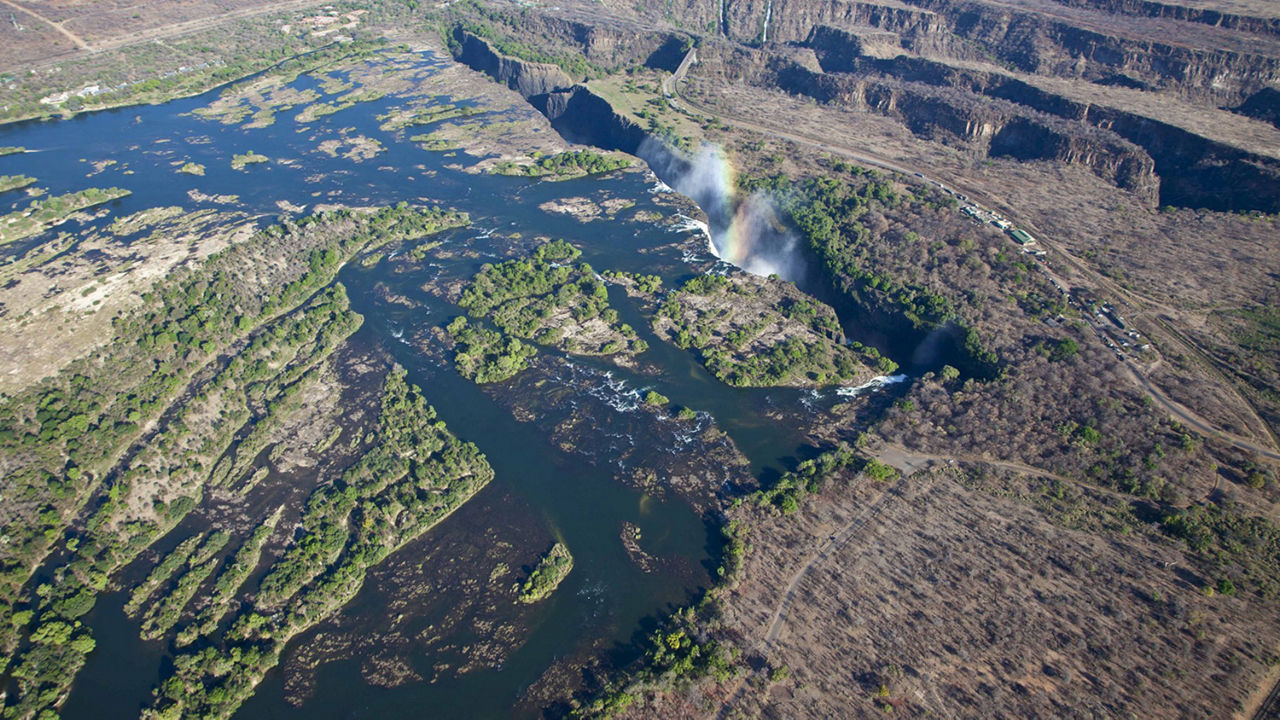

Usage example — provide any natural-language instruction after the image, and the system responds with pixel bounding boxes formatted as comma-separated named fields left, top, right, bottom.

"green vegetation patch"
left=0, top=175, right=37, bottom=194
left=230, top=151, right=269, bottom=170
left=0, top=186, right=131, bottom=245
left=378, top=102, right=482, bottom=132
left=0, top=146, right=25, bottom=156
left=148, top=367, right=494, bottom=720
left=409, top=133, right=460, bottom=152
left=179, top=513, right=280, bottom=646
left=518, top=542, right=574, bottom=603
left=1158, top=500, right=1280, bottom=601
left=447, top=316, right=539, bottom=384
left=449, top=239, right=647, bottom=383
left=296, top=88, right=387, bottom=123
left=0, top=205, right=468, bottom=719
left=653, top=272, right=892, bottom=387
left=741, top=168, right=997, bottom=373
left=492, top=149, right=631, bottom=179
left=177, top=162, right=206, bottom=176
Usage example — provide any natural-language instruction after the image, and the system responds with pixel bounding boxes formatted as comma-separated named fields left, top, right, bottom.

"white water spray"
left=640, top=139, right=805, bottom=282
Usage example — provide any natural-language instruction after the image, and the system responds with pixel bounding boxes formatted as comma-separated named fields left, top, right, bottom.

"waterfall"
left=762, top=0, right=772, bottom=43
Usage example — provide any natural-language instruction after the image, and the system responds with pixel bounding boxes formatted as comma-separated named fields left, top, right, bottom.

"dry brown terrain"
left=623, top=465, right=1280, bottom=719
left=0, top=0, right=331, bottom=68
left=0, top=207, right=253, bottom=392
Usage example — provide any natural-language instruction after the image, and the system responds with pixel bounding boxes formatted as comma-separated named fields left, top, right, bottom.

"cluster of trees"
left=177, top=517, right=278, bottom=647
left=1158, top=500, right=1280, bottom=601
left=601, top=270, right=662, bottom=294
left=136, top=532, right=229, bottom=640
left=655, top=275, right=894, bottom=387
left=740, top=169, right=999, bottom=375
left=517, top=542, right=574, bottom=603
left=449, top=240, right=646, bottom=382
left=493, top=150, right=632, bottom=178
left=0, top=204, right=468, bottom=719
left=148, top=367, right=494, bottom=720
left=447, top=316, right=539, bottom=383
left=753, top=445, right=863, bottom=515
left=577, top=606, right=735, bottom=718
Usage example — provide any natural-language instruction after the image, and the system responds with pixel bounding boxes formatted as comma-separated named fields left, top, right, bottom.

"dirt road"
left=0, top=0, right=89, bottom=50
left=710, top=476, right=905, bottom=718
left=3, top=0, right=332, bottom=73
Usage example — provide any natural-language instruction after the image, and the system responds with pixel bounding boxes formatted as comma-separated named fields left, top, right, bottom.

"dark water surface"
left=2, top=50, right=904, bottom=719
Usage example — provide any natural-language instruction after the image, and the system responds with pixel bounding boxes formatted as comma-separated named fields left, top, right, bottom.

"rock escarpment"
left=791, top=26, right=1280, bottom=211
left=454, top=31, right=574, bottom=96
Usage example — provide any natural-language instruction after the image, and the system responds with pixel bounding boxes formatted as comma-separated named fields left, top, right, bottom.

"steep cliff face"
left=651, top=0, right=1280, bottom=102
left=899, top=0, right=1280, bottom=102
left=716, top=0, right=946, bottom=45
left=802, top=32, right=1280, bottom=212
left=1049, top=0, right=1280, bottom=39
left=451, top=29, right=661, bottom=158
left=455, top=31, right=575, bottom=96
left=720, top=45, right=1162, bottom=202
left=988, top=116, right=1156, bottom=193
left=473, top=11, right=691, bottom=71
left=533, top=86, right=652, bottom=154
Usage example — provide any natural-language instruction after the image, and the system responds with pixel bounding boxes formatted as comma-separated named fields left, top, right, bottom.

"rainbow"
left=678, top=144, right=795, bottom=279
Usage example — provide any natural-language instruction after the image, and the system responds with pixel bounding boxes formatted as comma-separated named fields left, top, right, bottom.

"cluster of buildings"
left=915, top=171, right=1152, bottom=363
left=39, top=61, right=223, bottom=106
left=914, top=172, right=1047, bottom=257
left=282, top=7, right=366, bottom=39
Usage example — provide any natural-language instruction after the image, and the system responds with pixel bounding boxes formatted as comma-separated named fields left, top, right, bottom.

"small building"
left=1008, top=228, right=1037, bottom=246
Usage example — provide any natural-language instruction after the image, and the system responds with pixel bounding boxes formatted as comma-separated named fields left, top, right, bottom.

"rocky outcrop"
left=1232, top=87, right=1280, bottom=129
left=454, top=31, right=574, bottom=96
left=712, top=44, right=1162, bottom=203
left=798, top=34, right=1280, bottom=212
left=1050, top=0, right=1280, bottom=39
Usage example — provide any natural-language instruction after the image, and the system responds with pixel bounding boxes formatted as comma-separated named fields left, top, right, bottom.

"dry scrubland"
left=424, top=0, right=1280, bottom=717
left=631, top=466, right=1280, bottom=719
left=0, top=0, right=1278, bottom=718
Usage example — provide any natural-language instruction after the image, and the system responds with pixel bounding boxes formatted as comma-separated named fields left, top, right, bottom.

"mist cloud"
left=640, top=139, right=804, bottom=283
